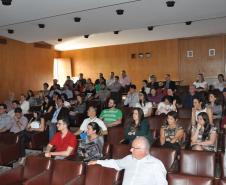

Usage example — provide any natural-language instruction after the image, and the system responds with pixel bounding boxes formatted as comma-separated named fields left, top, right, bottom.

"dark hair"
left=12, top=100, right=20, bottom=105
left=88, top=122, right=101, bottom=135
left=89, top=105, right=97, bottom=112
left=31, top=111, right=41, bottom=121
left=218, top=74, right=224, bottom=81
left=58, top=117, right=70, bottom=126
left=167, top=111, right=178, bottom=121
left=15, top=107, right=22, bottom=113
left=130, top=107, right=144, bottom=130
left=193, top=95, right=206, bottom=109
left=0, top=103, right=7, bottom=109
left=139, top=92, right=148, bottom=106
left=130, top=84, right=136, bottom=89
left=61, top=93, right=68, bottom=101
left=109, top=98, right=116, bottom=105
left=142, top=80, right=148, bottom=85
left=208, top=89, right=223, bottom=106
left=162, top=95, right=173, bottom=104
left=43, top=82, right=49, bottom=88
left=197, top=73, right=204, bottom=82
left=115, top=76, right=119, bottom=80
left=57, top=96, right=64, bottom=103
left=197, top=112, right=211, bottom=141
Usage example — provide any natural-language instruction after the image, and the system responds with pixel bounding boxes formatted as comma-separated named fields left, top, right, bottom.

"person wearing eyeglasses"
left=88, top=136, right=167, bottom=185
left=45, top=117, right=77, bottom=159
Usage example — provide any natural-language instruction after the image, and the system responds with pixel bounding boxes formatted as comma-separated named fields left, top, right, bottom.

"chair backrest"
left=85, top=165, right=122, bottom=185
left=23, top=156, right=51, bottom=180
left=0, top=132, right=19, bottom=144
left=112, top=144, right=131, bottom=159
left=177, top=118, right=192, bottom=134
left=221, top=152, right=226, bottom=178
left=150, top=147, right=177, bottom=172
left=107, top=126, right=124, bottom=145
left=168, top=173, right=214, bottom=185
left=102, top=142, right=112, bottom=159
left=51, top=160, right=85, bottom=185
left=220, top=179, right=226, bottom=185
left=148, top=116, right=165, bottom=140
left=180, top=150, right=215, bottom=177
left=177, top=108, right=192, bottom=119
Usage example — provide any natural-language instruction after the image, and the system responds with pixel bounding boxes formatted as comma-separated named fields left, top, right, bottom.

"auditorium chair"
left=220, top=152, right=226, bottom=185
left=0, top=132, right=20, bottom=165
left=121, top=107, right=133, bottom=126
left=168, top=173, right=214, bottom=185
left=177, top=118, right=192, bottom=149
left=147, top=116, right=166, bottom=145
left=102, top=142, right=112, bottom=159
left=177, top=108, right=192, bottom=119
left=106, top=126, right=124, bottom=145
left=112, top=144, right=131, bottom=159
left=0, top=156, right=51, bottom=185
left=179, top=150, right=216, bottom=178
left=150, top=147, right=177, bottom=172
left=24, top=160, right=85, bottom=185
left=77, top=164, right=123, bottom=185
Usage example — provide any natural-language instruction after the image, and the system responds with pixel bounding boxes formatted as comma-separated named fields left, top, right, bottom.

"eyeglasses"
left=131, top=146, right=144, bottom=150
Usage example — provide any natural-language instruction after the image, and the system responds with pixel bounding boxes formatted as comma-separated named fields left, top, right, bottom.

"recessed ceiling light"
left=114, top=31, right=120, bottom=34
left=185, top=21, right=192, bottom=25
left=166, top=1, right=175, bottom=7
left=1, top=0, right=12, bottom=6
left=147, top=26, right=154, bottom=31
left=74, top=17, right=81, bottom=22
left=116, top=9, right=124, bottom=15
left=58, top=38, right=62, bottom=42
left=84, top=35, right=89, bottom=38
left=38, top=24, right=45, bottom=28
left=7, top=29, right=14, bottom=34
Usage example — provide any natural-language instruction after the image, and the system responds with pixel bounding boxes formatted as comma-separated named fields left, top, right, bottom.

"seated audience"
left=120, top=70, right=131, bottom=89
left=124, top=84, right=139, bottom=107
left=4, top=92, right=15, bottom=112
left=166, top=88, right=182, bottom=107
left=192, top=95, right=213, bottom=125
left=123, top=107, right=153, bottom=144
left=26, top=90, right=37, bottom=107
left=141, top=80, right=150, bottom=95
left=95, top=73, right=106, bottom=86
left=49, top=97, right=69, bottom=140
left=148, top=75, right=159, bottom=89
left=207, top=90, right=223, bottom=120
left=41, top=95, right=54, bottom=115
left=42, top=82, right=50, bottom=97
left=84, top=78, right=96, bottom=100
left=147, top=88, right=163, bottom=105
left=108, top=75, right=122, bottom=93
left=214, top=74, right=225, bottom=92
left=50, top=79, right=61, bottom=91
left=74, top=106, right=108, bottom=136
left=78, top=73, right=86, bottom=86
left=78, top=122, right=104, bottom=161
left=193, top=73, right=208, bottom=91
left=69, top=94, right=86, bottom=116
left=135, top=92, right=152, bottom=117
left=100, top=98, right=122, bottom=127
left=62, top=84, right=73, bottom=99
left=20, top=94, right=30, bottom=114
left=64, top=75, right=74, bottom=90
left=191, top=112, right=217, bottom=151
left=88, top=137, right=168, bottom=185
left=160, top=111, right=184, bottom=151
left=162, top=74, right=176, bottom=91
left=20, top=111, right=45, bottom=156
left=0, top=103, right=12, bottom=133
left=7, top=100, right=20, bottom=118
left=49, top=84, right=61, bottom=97
left=106, top=72, right=115, bottom=87
left=10, top=107, right=28, bottom=133
left=182, top=85, right=197, bottom=108
left=45, top=118, right=77, bottom=159
left=61, top=93, right=71, bottom=108
left=156, top=96, right=177, bottom=116
left=95, top=83, right=111, bottom=104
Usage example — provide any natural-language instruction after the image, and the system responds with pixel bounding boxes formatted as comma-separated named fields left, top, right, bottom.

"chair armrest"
left=65, top=175, right=85, bottom=185
left=23, top=170, right=51, bottom=185
left=0, top=165, right=24, bottom=185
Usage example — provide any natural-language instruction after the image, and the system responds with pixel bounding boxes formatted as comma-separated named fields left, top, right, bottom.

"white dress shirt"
left=80, top=117, right=107, bottom=132
left=20, top=100, right=30, bottom=114
left=97, top=154, right=167, bottom=185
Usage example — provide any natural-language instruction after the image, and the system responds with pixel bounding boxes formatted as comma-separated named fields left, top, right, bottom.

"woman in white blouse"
left=135, top=92, right=152, bottom=117
left=156, top=96, right=177, bottom=116
left=193, top=73, right=208, bottom=91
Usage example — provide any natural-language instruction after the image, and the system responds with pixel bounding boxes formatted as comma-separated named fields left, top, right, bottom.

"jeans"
left=49, top=122, right=57, bottom=141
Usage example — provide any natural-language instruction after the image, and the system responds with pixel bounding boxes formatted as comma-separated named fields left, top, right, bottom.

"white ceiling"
left=0, top=0, right=226, bottom=51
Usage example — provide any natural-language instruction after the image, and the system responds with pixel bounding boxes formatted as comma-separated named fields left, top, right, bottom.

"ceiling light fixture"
left=84, top=35, right=89, bottom=38
left=38, top=24, right=45, bottom=28
left=147, top=26, right=154, bottom=31
left=116, top=9, right=124, bottom=15
left=166, top=1, right=175, bottom=7
left=58, top=38, right=62, bottom=42
left=114, top=31, right=120, bottom=34
left=185, top=21, right=192, bottom=25
left=7, top=29, right=14, bottom=34
left=1, top=0, right=12, bottom=6
left=74, top=17, right=81, bottom=22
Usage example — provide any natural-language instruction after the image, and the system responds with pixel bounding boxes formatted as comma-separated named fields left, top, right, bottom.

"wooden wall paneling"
left=200, top=35, right=224, bottom=77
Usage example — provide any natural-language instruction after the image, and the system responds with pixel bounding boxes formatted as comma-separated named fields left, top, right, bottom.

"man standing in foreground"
left=88, top=136, right=168, bottom=185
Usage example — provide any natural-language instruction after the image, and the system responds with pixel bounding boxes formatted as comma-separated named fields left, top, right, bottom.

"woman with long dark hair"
left=135, top=92, right=152, bottom=117
left=123, top=107, right=153, bottom=144
left=160, top=111, right=184, bottom=150
left=191, top=112, right=217, bottom=151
